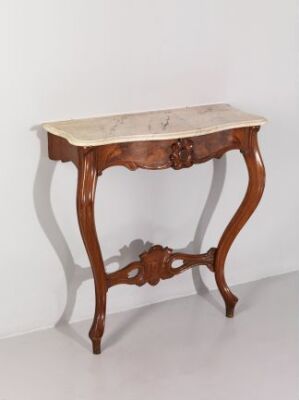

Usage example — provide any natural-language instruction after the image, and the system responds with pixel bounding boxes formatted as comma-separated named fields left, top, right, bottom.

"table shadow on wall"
left=34, top=128, right=226, bottom=351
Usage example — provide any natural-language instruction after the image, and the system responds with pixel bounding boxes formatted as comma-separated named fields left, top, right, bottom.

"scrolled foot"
left=225, top=298, right=238, bottom=318
left=91, top=338, right=102, bottom=355
left=89, top=316, right=105, bottom=355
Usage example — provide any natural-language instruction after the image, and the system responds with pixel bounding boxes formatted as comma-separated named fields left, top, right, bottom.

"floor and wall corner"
left=0, top=273, right=298, bottom=399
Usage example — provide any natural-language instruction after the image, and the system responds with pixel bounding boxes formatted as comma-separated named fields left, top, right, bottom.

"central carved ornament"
left=107, top=245, right=216, bottom=288
left=170, top=138, right=194, bottom=169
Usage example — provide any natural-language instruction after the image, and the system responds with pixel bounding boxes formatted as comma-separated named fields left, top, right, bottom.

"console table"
left=44, top=104, right=266, bottom=354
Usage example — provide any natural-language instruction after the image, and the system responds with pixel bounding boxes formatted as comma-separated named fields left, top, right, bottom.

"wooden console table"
left=44, top=104, right=266, bottom=354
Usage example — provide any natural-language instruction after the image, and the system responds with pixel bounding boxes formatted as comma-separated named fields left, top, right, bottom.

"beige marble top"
left=43, top=104, right=266, bottom=147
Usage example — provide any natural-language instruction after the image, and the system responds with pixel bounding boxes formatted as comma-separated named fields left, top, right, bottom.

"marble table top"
left=43, top=104, right=266, bottom=147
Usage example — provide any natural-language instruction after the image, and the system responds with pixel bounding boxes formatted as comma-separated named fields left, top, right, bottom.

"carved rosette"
left=107, top=245, right=216, bottom=288
left=170, top=138, right=194, bottom=169
left=138, top=245, right=173, bottom=286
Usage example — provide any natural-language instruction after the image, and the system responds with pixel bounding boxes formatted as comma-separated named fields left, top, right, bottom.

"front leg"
left=76, top=148, right=107, bottom=354
left=215, top=127, right=266, bottom=317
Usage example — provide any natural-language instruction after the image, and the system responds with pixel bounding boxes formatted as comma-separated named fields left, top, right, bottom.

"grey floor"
left=0, top=272, right=298, bottom=400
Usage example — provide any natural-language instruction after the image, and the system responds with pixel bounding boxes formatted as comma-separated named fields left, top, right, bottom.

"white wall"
left=0, top=0, right=298, bottom=338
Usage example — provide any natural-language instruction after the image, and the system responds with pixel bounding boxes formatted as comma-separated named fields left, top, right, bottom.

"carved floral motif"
left=170, top=138, right=194, bottom=169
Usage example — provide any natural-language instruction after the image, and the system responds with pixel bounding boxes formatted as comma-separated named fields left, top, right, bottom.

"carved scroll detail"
left=170, top=138, right=194, bottom=169
left=107, top=245, right=216, bottom=288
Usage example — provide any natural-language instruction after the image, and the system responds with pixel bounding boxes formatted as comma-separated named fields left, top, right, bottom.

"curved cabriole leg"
left=215, top=128, right=265, bottom=317
left=76, top=148, right=107, bottom=354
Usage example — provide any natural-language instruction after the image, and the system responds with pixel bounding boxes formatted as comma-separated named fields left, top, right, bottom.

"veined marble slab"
left=43, top=104, right=266, bottom=147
